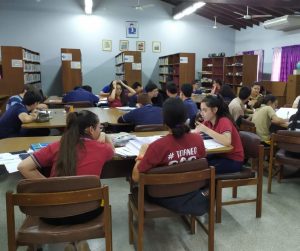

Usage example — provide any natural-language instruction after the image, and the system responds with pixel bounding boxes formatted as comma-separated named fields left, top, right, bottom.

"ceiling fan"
left=234, top=6, right=272, bottom=20
left=131, top=0, right=154, bottom=11
left=212, top=16, right=233, bottom=29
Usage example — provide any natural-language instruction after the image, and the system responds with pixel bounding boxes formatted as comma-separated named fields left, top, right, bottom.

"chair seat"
left=17, top=213, right=105, bottom=245
left=216, top=167, right=255, bottom=180
left=130, top=188, right=177, bottom=218
left=276, top=149, right=300, bottom=166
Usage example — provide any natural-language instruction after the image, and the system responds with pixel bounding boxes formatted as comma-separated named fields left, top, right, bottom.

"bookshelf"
left=201, top=57, right=224, bottom=88
left=0, top=46, right=41, bottom=96
left=115, top=51, right=141, bottom=86
left=158, top=53, right=195, bottom=91
left=61, top=48, right=82, bottom=93
left=224, top=55, right=258, bottom=87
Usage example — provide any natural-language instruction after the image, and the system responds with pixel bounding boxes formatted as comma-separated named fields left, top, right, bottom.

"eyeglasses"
left=98, top=125, right=104, bottom=131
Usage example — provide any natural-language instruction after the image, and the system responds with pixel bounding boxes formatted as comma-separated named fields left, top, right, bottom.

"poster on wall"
left=61, top=53, right=72, bottom=61
left=126, top=21, right=139, bottom=38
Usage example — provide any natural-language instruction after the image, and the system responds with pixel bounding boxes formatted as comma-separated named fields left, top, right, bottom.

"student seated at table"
left=229, top=86, right=251, bottom=123
left=0, top=91, right=42, bottom=139
left=118, top=93, right=163, bottom=125
left=128, top=81, right=143, bottom=107
left=288, top=99, right=300, bottom=131
left=219, top=84, right=236, bottom=104
left=247, top=83, right=263, bottom=109
left=180, top=83, right=198, bottom=128
left=166, top=82, right=178, bottom=98
left=193, top=95, right=244, bottom=174
left=192, top=80, right=202, bottom=95
left=210, top=79, right=222, bottom=95
left=145, top=83, right=163, bottom=107
left=17, top=110, right=114, bottom=251
left=62, top=85, right=99, bottom=106
left=252, top=95, right=288, bottom=144
left=99, top=83, right=112, bottom=98
left=108, top=80, right=136, bottom=107
left=132, top=98, right=208, bottom=215
left=6, top=84, right=48, bottom=111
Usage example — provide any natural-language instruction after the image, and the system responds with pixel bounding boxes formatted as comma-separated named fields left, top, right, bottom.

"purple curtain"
left=279, top=45, right=300, bottom=82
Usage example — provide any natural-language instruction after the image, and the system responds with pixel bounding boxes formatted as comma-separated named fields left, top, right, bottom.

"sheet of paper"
left=276, top=108, right=297, bottom=119
left=116, top=106, right=136, bottom=111
left=204, top=139, right=225, bottom=150
left=0, top=153, right=22, bottom=173
left=61, top=53, right=72, bottom=61
left=132, top=63, right=141, bottom=70
left=11, top=59, right=23, bottom=68
left=180, top=57, right=188, bottom=63
left=124, top=55, right=134, bottom=63
left=70, top=61, right=81, bottom=69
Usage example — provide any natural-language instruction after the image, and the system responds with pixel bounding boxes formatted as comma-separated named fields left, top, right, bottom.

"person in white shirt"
left=292, top=95, right=300, bottom=108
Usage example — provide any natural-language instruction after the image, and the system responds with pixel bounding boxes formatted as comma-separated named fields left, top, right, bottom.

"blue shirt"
left=128, top=94, right=137, bottom=107
left=0, top=103, right=28, bottom=138
left=6, top=95, right=23, bottom=110
left=119, top=105, right=163, bottom=125
left=101, top=85, right=111, bottom=93
left=183, top=98, right=198, bottom=126
left=62, top=88, right=99, bottom=105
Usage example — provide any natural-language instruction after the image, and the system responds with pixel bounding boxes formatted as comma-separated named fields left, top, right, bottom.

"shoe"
left=76, top=240, right=91, bottom=251
left=64, top=242, right=76, bottom=251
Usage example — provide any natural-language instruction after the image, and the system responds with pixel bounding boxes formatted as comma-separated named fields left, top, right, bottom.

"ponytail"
left=56, top=110, right=99, bottom=176
left=171, top=124, right=190, bottom=139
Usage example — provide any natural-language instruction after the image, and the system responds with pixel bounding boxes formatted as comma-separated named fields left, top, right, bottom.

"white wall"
left=235, top=24, right=300, bottom=78
left=0, top=0, right=235, bottom=95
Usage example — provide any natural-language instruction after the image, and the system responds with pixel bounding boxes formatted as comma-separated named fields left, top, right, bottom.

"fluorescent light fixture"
left=173, top=1, right=206, bottom=20
left=85, top=0, right=93, bottom=15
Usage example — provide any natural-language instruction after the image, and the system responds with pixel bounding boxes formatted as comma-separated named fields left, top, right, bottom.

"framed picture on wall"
left=126, top=21, right=139, bottom=38
left=152, top=41, right=161, bottom=53
left=102, top=40, right=112, bottom=51
left=119, top=40, right=129, bottom=51
left=136, top=41, right=145, bottom=52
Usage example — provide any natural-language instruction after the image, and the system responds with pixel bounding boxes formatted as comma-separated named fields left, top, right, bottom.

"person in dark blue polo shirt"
left=62, top=85, right=99, bottom=106
left=166, top=82, right=178, bottom=98
left=0, top=91, right=42, bottom=139
left=180, top=83, right=199, bottom=129
left=118, top=93, right=163, bottom=125
left=128, top=82, right=143, bottom=107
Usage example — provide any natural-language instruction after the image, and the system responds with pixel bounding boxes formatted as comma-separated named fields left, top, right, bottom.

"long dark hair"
left=163, top=98, right=190, bottom=138
left=201, top=94, right=236, bottom=125
left=109, top=81, right=128, bottom=105
left=253, top=94, right=277, bottom=109
left=289, top=100, right=300, bottom=131
left=55, top=110, right=99, bottom=176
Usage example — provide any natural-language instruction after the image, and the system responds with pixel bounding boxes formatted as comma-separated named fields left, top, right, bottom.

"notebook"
left=30, top=143, right=49, bottom=151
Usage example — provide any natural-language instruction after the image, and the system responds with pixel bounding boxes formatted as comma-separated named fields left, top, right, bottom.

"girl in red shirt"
left=108, top=80, right=136, bottom=107
left=194, top=95, right=244, bottom=174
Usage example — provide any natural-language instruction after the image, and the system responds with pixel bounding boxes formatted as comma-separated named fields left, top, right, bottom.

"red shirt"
left=108, top=97, right=122, bottom=108
left=138, top=133, right=206, bottom=173
left=203, top=117, right=244, bottom=161
left=32, top=139, right=114, bottom=177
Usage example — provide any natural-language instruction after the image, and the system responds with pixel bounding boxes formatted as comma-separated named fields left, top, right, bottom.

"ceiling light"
left=85, top=0, right=93, bottom=15
left=173, top=1, right=206, bottom=20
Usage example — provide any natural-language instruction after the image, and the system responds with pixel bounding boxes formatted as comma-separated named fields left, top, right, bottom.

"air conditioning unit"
left=263, top=15, right=300, bottom=31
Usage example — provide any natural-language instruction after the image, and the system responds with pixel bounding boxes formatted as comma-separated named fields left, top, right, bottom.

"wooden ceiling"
left=160, top=0, right=300, bottom=30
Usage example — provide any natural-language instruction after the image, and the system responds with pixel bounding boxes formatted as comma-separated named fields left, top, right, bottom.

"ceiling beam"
left=201, top=0, right=300, bottom=8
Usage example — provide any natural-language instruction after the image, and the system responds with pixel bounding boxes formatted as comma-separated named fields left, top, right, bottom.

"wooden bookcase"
left=287, top=75, right=300, bottom=105
left=115, top=51, right=141, bottom=86
left=0, top=46, right=41, bottom=96
left=224, top=55, right=258, bottom=87
left=201, top=57, right=224, bottom=88
left=158, top=53, right=195, bottom=91
left=61, top=48, right=82, bottom=93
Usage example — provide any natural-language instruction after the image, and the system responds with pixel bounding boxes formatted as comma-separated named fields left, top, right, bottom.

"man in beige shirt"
left=229, top=86, right=251, bottom=122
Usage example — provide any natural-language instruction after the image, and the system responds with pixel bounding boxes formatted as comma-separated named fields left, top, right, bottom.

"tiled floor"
left=1, top=173, right=299, bottom=251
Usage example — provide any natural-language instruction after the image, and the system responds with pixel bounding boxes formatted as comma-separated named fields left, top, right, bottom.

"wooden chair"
left=239, top=118, right=256, bottom=133
left=134, top=124, right=167, bottom=132
left=267, top=130, right=300, bottom=193
left=6, top=176, right=112, bottom=251
left=66, top=101, right=94, bottom=107
left=216, top=131, right=264, bottom=223
left=128, top=159, right=215, bottom=251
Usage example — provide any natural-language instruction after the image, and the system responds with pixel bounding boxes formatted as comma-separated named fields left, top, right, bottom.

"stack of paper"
left=0, top=153, right=22, bottom=173
left=116, top=106, right=136, bottom=111
left=276, top=108, right=297, bottom=119
left=204, top=139, right=225, bottom=150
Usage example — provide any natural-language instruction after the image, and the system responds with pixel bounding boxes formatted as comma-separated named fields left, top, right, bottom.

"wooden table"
left=0, top=132, right=232, bottom=178
left=22, top=107, right=127, bottom=129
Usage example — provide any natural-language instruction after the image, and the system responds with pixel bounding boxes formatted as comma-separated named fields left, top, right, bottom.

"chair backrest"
left=273, top=130, right=300, bottom=153
left=239, top=131, right=261, bottom=159
left=239, top=118, right=256, bottom=133
left=134, top=124, right=168, bottom=132
left=16, top=175, right=102, bottom=218
left=143, top=158, right=210, bottom=198
left=67, top=101, right=94, bottom=108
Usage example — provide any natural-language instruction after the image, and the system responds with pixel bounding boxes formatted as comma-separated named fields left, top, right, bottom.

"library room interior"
left=1, top=0, right=300, bottom=250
